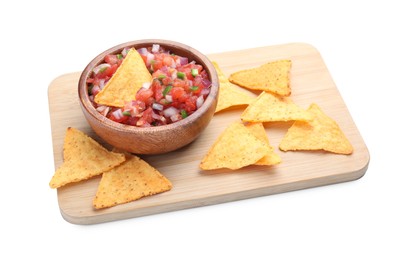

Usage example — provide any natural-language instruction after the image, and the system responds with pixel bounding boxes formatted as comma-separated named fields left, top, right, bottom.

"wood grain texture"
left=48, top=43, right=369, bottom=225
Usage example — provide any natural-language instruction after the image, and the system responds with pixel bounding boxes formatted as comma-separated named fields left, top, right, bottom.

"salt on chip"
left=200, top=122, right=271, bottom=170
left=279, top=103, right=354, bottom=155
left=94, top=48, right=152, bottom=107
left=212, top=61, right=254, bottom=113
left=241, top=91, right=312, bottom=123
left=229, top=60, right=291, bottom=96
left=93, top=152, right=172, bottom=209
left=244, top=122, right=281, bottom=165
left=49, top=127, right=126, bottom=189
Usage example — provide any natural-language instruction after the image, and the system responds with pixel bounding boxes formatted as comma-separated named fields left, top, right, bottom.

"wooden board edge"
left=60, top=159, right=369, bottom=225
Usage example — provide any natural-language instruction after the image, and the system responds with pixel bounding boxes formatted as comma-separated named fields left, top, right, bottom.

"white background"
left=1, top=1, right=417, bottom=259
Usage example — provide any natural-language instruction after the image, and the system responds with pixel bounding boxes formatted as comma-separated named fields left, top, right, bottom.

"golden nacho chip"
left=212, top=61, right=254, bottom=113
left=244, top=122, right=281, bottom=165
left=229, top=60, right=291, bottom=96
left=93, top=153, right=172, bottom=209
left=200, top=122, right=271, bottom=170
left=241, top=91, right=312, bottom=123
left=279, top=103, right=353, bottom=155
left=49, top=127, right=126, bottom=189
left=94, top=48, right=152, bottom=107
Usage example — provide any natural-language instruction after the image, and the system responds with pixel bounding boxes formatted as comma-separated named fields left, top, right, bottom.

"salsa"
left=87, top=44, right=212, bottom=127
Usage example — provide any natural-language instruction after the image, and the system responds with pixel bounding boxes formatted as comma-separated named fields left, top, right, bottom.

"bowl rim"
left=78, top=39, right=219, bottom=134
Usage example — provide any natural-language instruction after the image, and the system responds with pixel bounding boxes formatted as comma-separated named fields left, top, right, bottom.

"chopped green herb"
left=180, top=109, right=188, bottom=118
left=116, top=54, right=123, bottom=59
left=177, top=71, right=185, bottom=79
left=190, top=86, right=199, bottom=91
left=158, top=74, right=166, bottom=80
left=122, top=111, right=131, bottom=116
left=191, top=68, right=198, bottom=77
left=163, top=85, right=173, bottom=96
left=99, top=66, right=108, bottom=73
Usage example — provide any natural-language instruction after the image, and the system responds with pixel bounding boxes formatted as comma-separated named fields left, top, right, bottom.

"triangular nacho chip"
left=229, top=60, right=291, bottom=96
left=93, top=153, right=172, bottom=209
left=241, top=91, right=312, bottom=122
left=279, top=103, right=353, bottom=154
left=94, top=48, right=152, bottom=107
left=212, top=61, right=254, bottom=113
left=200, top=122, right=271, bottom=170
left=49, top=127, right=126, bottom=189
left=244, top=122, right=281, bottom=165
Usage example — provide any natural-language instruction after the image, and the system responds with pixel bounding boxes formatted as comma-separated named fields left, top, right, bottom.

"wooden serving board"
left=48, top=43, right=369, bottom=225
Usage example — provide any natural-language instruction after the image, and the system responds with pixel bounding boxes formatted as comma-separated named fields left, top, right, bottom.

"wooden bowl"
left=78, top=39, right=219, bottom=154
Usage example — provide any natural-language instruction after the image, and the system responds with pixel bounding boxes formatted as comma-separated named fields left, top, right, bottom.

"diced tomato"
left=104, top=54, right=119, bottom=65
left=173, top=78, right=189, bottom=89
left=171, top=87, right=187, bottom=103
left=141, top=107, right=153, bottom=124
left=151, top=59, right=163, bottom=71
left=140, top=54, right=147, bottom=64
left=135, top=88, right=154, bottom=104
left=108, top=108, right=128, bottom=123
left=162, top=77, right=172, bottom=86
left=152, top=80, right=164, bottom=102
left=184, top=95, right=197, bottom=113
left=125, top=116, right=139, bottom=126
left=104, top=64, right=119, bottom=77
left=163, top=55, right=174, bottom=66
left=124, top=100, right=146, bottom=116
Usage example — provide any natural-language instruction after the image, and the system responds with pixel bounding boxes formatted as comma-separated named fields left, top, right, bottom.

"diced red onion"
left=99, top=79, right=105, bottom=89
left=112, top=109, right=124, bottom=120
left=151, top=44, right=160, bottom=53
left=137, top=47, right=148, bottom=55
left=93, top=64, right=110, bottom=75
left=163, top=107, right=179, bottom=118
left=165, top=95, right=173, bottom=103
left=152, top=103, right=164, bottom=111
left=178, top=57, right=188, bottom=66
left=202, top=78, right=211, bottom=88
left=91, top=85, right=101, bottom=96
left=97, top=106, right=110, bottom=116
left=160, top=66, right=168, bottom=73
left=121, top=48, right=129, bottom=57
left=142, top=82, right=151, bottom=89
left=96, top=105, right=107, bottom=113
left=200, top=88, right=210, bottom=96
left=146, top=53, right=155, bottom=65
left=170, top=114, right=182, bottom=122
left=151, top=110, right=162, bottom=120
left=196, top=95, right=204, bottom=108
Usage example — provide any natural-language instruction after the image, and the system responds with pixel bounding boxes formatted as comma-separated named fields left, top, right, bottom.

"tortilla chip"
left=279, top=103, right=353, bottom=154
left=229, top=60, right=291, bottom=96
left=212, top=61, right=254, bottom=113
left=245, top=122, right=281, bottom=165
left=49, top=127, right=126, bottom=189
left=241, top=91, right=312, bottom=123
left=94, top=48, right=152, bottom=107
left=93, top=153, right=172, bottom=209
left=200, top=122, right=271, bottom=170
